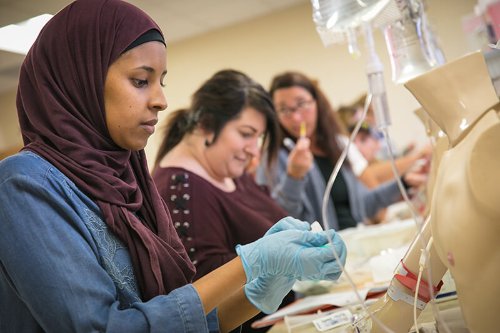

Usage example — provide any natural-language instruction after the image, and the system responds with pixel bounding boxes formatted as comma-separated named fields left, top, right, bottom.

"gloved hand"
left=245, top=275, right=295, bottom=314
left=264, top=216, right=311, bottom=234
left=236, top=217, right=346, bottom=283
left=244, top=217, right=310, bottom=314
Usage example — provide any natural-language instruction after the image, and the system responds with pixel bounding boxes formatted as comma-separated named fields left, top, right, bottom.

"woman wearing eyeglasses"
left=256, top=71, right=426, bottom=230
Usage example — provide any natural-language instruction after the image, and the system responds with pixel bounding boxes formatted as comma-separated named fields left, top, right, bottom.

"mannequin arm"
left=358, top=218, right=447, bottom=332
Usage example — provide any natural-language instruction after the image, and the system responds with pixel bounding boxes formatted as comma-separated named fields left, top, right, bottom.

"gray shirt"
left=256, top=147, right=402, bottom=230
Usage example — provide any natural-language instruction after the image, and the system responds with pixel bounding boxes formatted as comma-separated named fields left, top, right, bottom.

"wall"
left=0, top=0, right=477, bottom=164
left=0, top=90, right=22, bottom=156
left=146, top=0, right=477, bottom=163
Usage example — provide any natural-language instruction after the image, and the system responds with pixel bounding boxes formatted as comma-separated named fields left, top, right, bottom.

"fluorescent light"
left=0, top=14, right=53, bottom=55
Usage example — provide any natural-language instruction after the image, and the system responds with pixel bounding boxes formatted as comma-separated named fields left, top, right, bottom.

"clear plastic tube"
left=319, top=90, right=448, bottom=333
left=313, top=4, right=449, bottom=332
left=364, top=23, right=391, bottom=129
left=320, top=93, right=396, bottom=333
left=368, top=71, right=391, bottom=129
left=366, top=19, right=443, bottom=329
left=346, top=27, right=361, bottom=57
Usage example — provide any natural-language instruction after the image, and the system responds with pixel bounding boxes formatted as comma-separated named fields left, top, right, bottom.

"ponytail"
left=153, top=108, right=193, bottom=170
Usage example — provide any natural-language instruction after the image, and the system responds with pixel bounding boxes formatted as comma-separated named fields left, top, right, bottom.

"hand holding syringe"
left=284, top=122, right=314, bottom=180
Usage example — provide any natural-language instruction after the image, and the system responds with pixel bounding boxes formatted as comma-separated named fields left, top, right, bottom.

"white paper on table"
left=261, top=287, right=372, bottom=322
left=369, top=246, right=409, bottom=283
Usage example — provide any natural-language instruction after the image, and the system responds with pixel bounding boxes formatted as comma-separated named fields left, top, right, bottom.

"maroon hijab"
left=17, top=0, right=195, bottom=301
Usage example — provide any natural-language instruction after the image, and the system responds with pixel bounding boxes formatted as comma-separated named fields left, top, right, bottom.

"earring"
left=204, top=139, right=211, bottom=147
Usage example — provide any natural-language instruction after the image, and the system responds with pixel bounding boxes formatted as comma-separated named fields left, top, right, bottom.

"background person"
left=337, top=105, right=382, bottom=167
left=256, top=71, right=427, bottom=230
left=337, top=102, right=431, bottom=188
left=152, top=70, right=294, bottom=332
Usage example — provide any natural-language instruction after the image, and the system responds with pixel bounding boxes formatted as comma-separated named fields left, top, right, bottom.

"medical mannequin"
left=413, top=108, right=449, bottom=217
left=355, top=51, right=500, bottom=332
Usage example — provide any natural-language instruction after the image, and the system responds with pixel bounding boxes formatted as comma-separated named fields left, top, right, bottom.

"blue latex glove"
left=244, top=275, right=295, bottom=314
left=236, top=218, right=346, bottom=283
left=244, top=217, right=310, bottom=314
left=264, top=217, right=311, bottom=234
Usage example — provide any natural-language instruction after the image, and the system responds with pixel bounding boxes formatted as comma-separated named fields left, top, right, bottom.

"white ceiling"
left=0, top=0, right=308, bottom=94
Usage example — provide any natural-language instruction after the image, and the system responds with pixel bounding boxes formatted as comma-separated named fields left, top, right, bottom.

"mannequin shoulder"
left=467, top=119, right=500, bottom=215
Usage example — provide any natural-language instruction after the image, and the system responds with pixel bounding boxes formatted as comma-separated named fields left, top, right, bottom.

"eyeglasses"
left=276, top=99, right=315, bottom=117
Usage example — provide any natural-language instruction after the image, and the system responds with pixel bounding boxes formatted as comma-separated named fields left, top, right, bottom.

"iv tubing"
left=319, top=18, right=449, bottom=333
left=365, top=21, right=443, bottom=330
left=320, top=93, right=395, bottom=333
left=414, top=236, right=433, bottom=333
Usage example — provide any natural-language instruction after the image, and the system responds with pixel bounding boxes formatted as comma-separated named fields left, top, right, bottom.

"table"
left=267, top=297, right=467, bottom=333
left=262, top=217, right=468, bottom=332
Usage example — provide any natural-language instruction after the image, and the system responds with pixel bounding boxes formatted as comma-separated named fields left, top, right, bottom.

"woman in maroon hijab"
left=0, top=1, right=346, bottom=332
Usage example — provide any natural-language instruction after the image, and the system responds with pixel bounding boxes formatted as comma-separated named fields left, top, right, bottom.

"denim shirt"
left=0, top=151, right=219, bottom=333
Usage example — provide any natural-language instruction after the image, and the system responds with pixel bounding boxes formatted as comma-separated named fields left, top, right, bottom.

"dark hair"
left=122, top=29, right=165, bottom=54
left=337, top=105, right=359, bottom=129
left=269, top=71, right=348, bottom=167
left=154, top=69, right=279, bottom=170
left=351, top=93, right=368, bottom=110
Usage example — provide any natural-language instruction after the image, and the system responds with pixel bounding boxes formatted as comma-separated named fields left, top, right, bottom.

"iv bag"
left=384, top=18, right=435, bottom=83
left=311, top=0, right=391, bottom=47
left=382, top=0, right=445, bottom=83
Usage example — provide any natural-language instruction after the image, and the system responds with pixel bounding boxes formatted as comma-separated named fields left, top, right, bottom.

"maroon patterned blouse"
left=152, top=167, right=288, bottom=280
